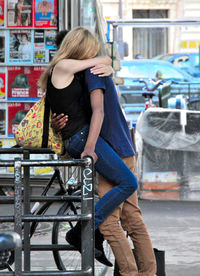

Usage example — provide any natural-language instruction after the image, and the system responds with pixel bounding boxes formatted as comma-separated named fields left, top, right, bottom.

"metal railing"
left=0, top=148, right=95, bottom=276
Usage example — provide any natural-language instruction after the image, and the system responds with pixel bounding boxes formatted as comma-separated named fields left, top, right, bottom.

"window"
left=132, top=10, right=168, bottom=59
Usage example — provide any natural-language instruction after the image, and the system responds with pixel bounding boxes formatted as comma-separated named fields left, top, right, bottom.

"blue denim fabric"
left=66, top=125, right=138, bottom=229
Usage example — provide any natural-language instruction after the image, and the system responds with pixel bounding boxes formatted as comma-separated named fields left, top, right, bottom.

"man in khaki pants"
left=83, top=67, right=156, bottom=276
left=98, top=155, right=156, bottom=276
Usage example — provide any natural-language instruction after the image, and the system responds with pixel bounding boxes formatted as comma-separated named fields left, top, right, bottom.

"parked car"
left=153, top=53, right=200, bottom=78
left=117, top=59, right=200, bottom=125
left=118, top=59, right=199, bottom=82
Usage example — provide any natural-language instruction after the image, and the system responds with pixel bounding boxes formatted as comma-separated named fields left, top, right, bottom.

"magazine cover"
left=7, top=0, right=33, bottom=27
left=8, top=102, right=33, bottom=137
left=0, top=103, right=6, bottom=136
left=0, top=68, right=6, bottom=100
left=7, top=66, right=46, bottom=100
left=0, top=30, right=6, bottom=63
left=34, top=29, right=56, bottom=63
left=34, top=0, right=57, bottom=28
left=8, top=29, right=33, bottom=64
left=0, top=0, right=5, bottom=27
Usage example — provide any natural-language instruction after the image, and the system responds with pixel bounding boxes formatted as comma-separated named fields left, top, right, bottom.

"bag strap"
left=42, top=94, right=50, bottom=148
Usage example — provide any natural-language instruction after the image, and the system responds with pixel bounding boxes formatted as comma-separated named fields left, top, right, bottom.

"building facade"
left=101, top=0, right=200, bottom=59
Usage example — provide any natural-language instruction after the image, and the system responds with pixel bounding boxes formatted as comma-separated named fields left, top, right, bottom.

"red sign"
left=7, top=66, right=46, bottom=100
left=8, top=102, right=33, bottom=136
left=0, top=71, right=6, bottom=100
left=34, top=0, right=57, bottom=28
left=0, top=0, right=5, bottom=27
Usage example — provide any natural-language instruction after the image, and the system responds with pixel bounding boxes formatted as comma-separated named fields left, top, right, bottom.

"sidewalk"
left=1, top=199, right=200, bottom=275
left=139, top=199, right=200, bottom=276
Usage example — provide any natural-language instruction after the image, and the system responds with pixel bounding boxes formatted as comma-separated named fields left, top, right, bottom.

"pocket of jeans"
left=67, top=135, right=86, bottom=157
left=66, top=125, right=89, bottom=157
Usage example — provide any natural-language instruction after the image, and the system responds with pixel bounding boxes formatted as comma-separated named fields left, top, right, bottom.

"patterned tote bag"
left=14, top=96, right=64, bottom=155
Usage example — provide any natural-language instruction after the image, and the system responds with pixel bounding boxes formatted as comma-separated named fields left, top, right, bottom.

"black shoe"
left=65, top=223, right=81, bottom=251
left=65, top=222, right=102, bottom=258
left=94, top=229, right=113, bottom=267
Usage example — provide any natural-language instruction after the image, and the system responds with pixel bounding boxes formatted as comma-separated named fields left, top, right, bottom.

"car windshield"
left=153, top=54, right=174, bottom=61
left=118, top=61, right=189, bottom=81
left=119, top=63, right=149, bottom=78
left=151, top=64, right=186, bottom=80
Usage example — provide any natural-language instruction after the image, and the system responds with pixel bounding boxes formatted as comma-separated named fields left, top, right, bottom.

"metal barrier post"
left=23, top=150, right=31, bottom=271
left=81, top=157, right=94, bottom=275
left=0, top=154, right=95, bottom=275
left=14, top=158, right=23, bottom=276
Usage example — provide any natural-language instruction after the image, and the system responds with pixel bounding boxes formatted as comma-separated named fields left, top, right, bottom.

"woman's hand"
left=90, top=64, right=114, bottom=77
left=81, top=147, right=98, bottom=163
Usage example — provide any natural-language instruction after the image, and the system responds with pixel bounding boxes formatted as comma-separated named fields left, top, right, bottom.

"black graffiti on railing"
left=82, top=167, right=93, bottom=200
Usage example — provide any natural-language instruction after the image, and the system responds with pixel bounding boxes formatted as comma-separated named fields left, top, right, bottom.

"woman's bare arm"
left=52, top=57, right=112, bottom=89
left=57, top=56, right=112, bottom=74
left=81, top=88, right=104, bottom=163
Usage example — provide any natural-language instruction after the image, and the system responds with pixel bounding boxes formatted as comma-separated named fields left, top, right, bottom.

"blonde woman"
left=38, top=26, right=138, bottom=269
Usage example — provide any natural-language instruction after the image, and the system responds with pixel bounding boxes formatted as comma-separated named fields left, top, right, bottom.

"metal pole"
left=58, top=0, right=65, bottom=31
left=118, top=0, right=123, bottom=42
left=23, top=150, right=31, bottom=271
left=71, top=0, right=80, bottom=28
left=81, top=157, right=94, bottom=275
left=113, top=25, right=118, bottom=43
left=14, top=158, right=22, bottom=276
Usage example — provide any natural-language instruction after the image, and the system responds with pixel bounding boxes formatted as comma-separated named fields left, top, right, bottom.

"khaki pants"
left=98, top=156, right=156, bottom=276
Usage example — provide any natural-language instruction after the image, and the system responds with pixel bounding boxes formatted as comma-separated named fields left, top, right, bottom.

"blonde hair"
left=38, top=26, right=100, bottom=92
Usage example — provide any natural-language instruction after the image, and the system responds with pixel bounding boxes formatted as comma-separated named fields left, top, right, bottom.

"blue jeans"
left=65, top=125, right=138, bottom=229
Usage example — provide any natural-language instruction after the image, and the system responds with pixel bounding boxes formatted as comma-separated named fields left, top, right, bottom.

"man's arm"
left=81, top=89, right=104, bottom=163
left=51, top=113, right=68, bottom=133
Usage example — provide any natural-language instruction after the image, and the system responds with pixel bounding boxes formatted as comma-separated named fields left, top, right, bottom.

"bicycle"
left=139, top=79, right=170, bottom=109
left=139, top=78, right=200, bottom=111
left=0, top=152, right=112, bottom=275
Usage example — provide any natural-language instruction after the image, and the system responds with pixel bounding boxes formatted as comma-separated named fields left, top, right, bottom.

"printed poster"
left=34, top=0, right=57, bottom=28
left=8, top=29, right=33, bottom=64
left=0, top=0, right=5, bottom=27
left=7, top=66, right=46, bottom=100
left=8, top=102, right=33, bottom=136
left=0, top=138, right=16, bottom=176
left=0, top=30, right=6, bottom=63
left=0, top=68, right=6, bottom=100
left=7, top=0, right=33, bottom=27
left=0, top=103, right=6, bottom=136
left=34, top=29, right=56, bottom=63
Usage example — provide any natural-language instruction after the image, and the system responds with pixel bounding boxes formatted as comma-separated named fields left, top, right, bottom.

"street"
left=1, top=199, right=200, bottom=275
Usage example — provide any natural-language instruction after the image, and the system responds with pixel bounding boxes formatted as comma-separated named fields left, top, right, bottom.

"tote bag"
left=14, top=96, right=64, bottom=155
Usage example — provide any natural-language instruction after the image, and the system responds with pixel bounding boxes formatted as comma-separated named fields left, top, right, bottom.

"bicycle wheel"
left=52, top=190, right=112, bottom=275
left=52, top=191, right=81, bottom=271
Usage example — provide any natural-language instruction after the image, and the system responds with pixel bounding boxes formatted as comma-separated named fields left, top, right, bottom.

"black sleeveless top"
left=47, top=72, right=89, bottom=140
